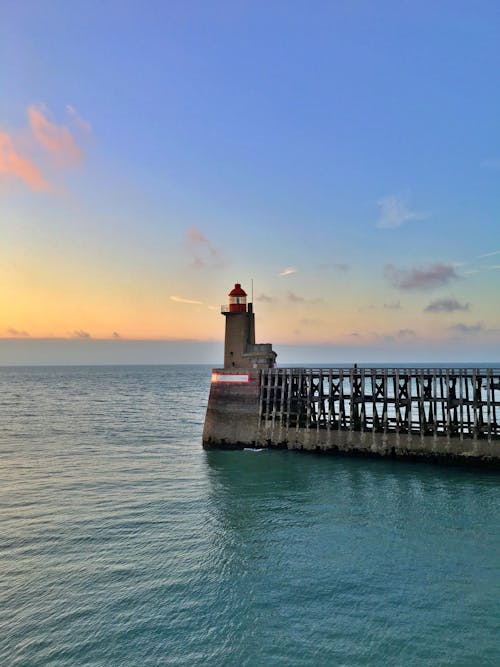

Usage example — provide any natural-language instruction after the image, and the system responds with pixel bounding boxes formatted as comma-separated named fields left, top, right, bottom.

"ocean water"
left=0, top=365, right=499, bottom=666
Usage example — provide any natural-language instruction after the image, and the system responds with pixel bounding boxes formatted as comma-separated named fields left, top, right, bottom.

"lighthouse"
left=222, top=283, right=276, bottom=370
left=228, top=282, right=247, bottom=313
left=203, top=284, right=276, bottom=450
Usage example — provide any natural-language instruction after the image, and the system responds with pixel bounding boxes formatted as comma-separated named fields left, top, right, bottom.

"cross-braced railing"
left=259, top=368, right=500, bottom=440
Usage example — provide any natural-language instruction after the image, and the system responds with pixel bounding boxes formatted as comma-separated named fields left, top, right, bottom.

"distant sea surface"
left=1, top=365, right=499, bottom=666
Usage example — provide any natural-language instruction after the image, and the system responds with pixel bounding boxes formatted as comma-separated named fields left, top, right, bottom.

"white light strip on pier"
left=211, top=373, right=250, bottom=383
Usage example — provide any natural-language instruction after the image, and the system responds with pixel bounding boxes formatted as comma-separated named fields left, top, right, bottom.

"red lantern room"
left=228, top=283, right=247, bottom=312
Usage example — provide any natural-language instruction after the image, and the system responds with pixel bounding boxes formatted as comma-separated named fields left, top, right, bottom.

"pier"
left=260, top=367, right=500, bottom=440
left=202, top=284, right=500, bottom=465
left=203, top=367, right=500, bottom=465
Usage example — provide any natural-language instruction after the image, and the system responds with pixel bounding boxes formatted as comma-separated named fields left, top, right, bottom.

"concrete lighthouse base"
left=202, top=370, right=262, bottom=449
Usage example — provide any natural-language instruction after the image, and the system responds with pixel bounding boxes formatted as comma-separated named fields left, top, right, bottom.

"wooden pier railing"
left=259, top=368, right=500, bottom=440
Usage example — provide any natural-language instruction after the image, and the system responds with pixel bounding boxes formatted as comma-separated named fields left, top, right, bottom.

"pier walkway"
left=260, top=368, right=500, bottom=441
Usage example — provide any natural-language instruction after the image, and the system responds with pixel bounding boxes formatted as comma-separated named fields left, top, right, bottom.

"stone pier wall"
left=202, top=367, right=500, bottom=466
left=202, top=370, right=261, bottom=449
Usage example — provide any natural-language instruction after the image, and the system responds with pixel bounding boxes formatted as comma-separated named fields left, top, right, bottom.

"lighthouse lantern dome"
left=228, top=283, right=247, bottom=312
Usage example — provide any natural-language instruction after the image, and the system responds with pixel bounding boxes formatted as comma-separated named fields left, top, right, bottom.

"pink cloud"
left=186, top=226, right=223, bottom=268
left=28, top=105, right=82, bottom=165
left=0, top=131, right=50, bottom=192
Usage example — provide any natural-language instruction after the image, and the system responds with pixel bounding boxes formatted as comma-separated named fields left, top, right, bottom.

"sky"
left=1, top=1, right=499, bottom=364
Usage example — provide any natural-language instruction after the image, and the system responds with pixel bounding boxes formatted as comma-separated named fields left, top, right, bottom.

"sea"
left=0, top=365, right=499, bottom=666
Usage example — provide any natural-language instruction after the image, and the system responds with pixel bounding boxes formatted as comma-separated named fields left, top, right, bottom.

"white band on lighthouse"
left=211, top=372, right=250, bottom=383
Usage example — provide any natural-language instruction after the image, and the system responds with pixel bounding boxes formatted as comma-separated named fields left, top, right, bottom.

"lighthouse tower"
left=222, top=283, right=276, bottom=370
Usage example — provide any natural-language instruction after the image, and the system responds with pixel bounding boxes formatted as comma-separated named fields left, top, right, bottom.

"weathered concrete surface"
left=223, top=311, right=255, bottom=369
left=202, top=370, right=261, bottom=449
left=257, top=421, right=499, bottom=466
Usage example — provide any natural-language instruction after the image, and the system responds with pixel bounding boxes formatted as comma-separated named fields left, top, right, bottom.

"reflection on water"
left=205, top=450, right=499, bottom=665
left=0, top=365, right=498, bottom=666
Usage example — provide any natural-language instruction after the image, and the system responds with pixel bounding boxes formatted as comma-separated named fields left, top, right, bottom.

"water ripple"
left=0, top=365, right=499, bottom=666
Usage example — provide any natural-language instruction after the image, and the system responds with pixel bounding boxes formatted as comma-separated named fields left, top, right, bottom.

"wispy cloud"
left=333, top=263, right=350, bottom=272
left=256, top=293, right=274, bottom=303
left=7, top=327, right=30, bottom=337
left=359, top=301, right=402, bottom=312
left=186, top=226, right=223, bottom=268
left=28, top=105, right=82, bottom=165
left=279, top=267, right=297, bottom=276
left=1, top=104, right=91, bottom=193
left=477, top=250, right=500, bottom=259
left=287, top=291, right=304, bottom=303
left=0, top=132, right=50, bottom=191
left=73, top=329, right=91, bottom=339
left=398, top=329, right=416, bottom=338
left=287, top=291, right=322, bottom=304
left=66, top=105, right=92, bottom=135
left=170, top=295, right=203, bottom=305
left=385, top=263, right=459, bottom=290
left=449, top=322, right=483, bottom=335
left=347, top=329, right=421, bottom=343
left=376, top=194, right=427, bottom=229
left=424, top=298, right=470, bottom=313
left=186, top=226, right=207, bottom=245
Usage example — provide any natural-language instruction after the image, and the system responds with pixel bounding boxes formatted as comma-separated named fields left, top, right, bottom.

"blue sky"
left=1, top=1, right=499, bottom=363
